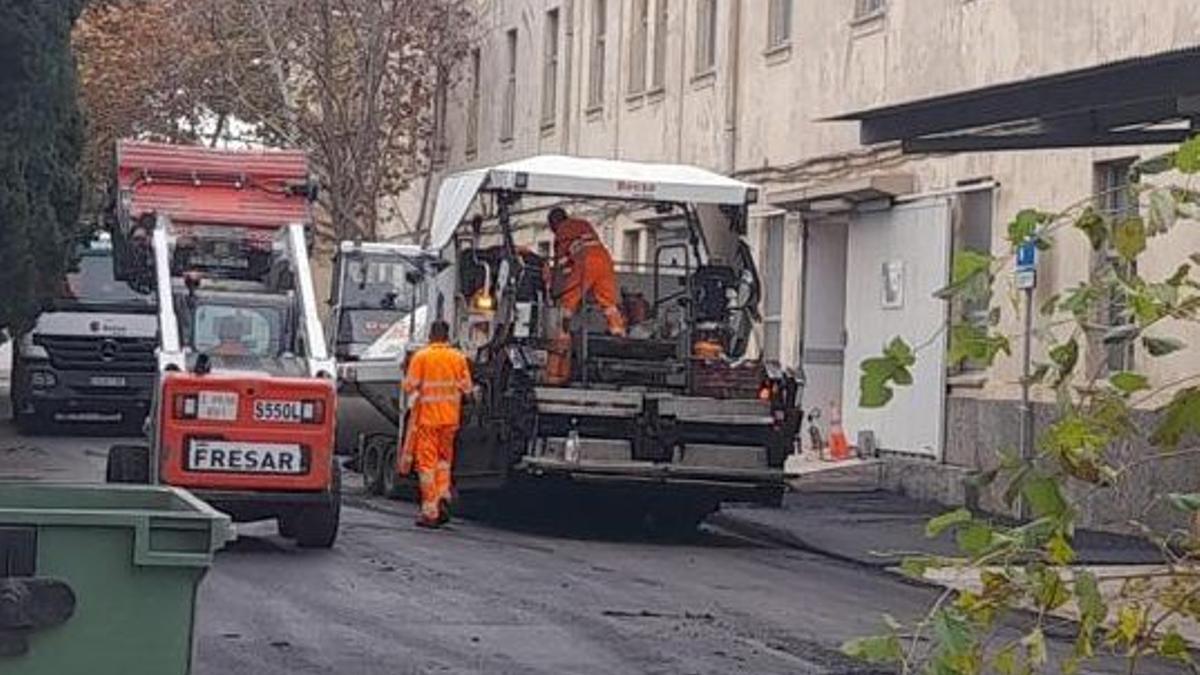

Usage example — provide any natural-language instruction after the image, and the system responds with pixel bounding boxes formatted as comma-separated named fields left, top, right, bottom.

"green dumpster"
left=0, top=483, right=235, bottom=675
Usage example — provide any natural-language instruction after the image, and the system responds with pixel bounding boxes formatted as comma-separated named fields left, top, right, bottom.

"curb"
left=708, top=510, right=896, bottom=571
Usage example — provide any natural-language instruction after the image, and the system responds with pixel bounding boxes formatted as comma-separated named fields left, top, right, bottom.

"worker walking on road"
left=548, top=207, right=626, bottom=336
left=402, top=320, right=472, bottom=529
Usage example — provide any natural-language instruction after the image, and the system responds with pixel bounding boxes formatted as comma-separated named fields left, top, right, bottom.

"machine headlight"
left=30, top=371, right=57, bottom=388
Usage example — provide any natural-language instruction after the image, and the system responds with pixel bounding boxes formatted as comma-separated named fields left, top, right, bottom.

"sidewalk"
left=714, top=485, right=1198, bottom=643
left=713, top=488, right=1163, bottom=569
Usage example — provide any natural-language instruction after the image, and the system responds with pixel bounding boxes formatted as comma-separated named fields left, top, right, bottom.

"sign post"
left=1015, top=239, right=1037, bottom=518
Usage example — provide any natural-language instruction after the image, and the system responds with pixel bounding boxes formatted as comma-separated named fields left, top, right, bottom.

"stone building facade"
left=398, top=0, right=1200, bottom=531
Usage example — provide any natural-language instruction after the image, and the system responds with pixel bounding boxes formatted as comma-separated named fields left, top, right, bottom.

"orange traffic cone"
left=828, top=403, right=850, bottom=461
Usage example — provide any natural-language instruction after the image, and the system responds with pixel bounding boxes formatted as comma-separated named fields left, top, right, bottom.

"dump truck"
left=103, top=140, right=340, bottom=548
left=357, top=155, right=803, bottom=530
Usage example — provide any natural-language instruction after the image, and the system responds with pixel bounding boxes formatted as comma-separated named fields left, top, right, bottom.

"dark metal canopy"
left=828, top=46, right=1200, bottom=153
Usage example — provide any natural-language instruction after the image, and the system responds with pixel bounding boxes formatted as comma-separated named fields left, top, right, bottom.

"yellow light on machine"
left=472, top=290, right=495, bottom=311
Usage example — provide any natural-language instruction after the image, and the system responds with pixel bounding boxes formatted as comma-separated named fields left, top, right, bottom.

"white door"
left=841, top=199, right=951, bottom=459
left=800, top=219, right=849, bottom=443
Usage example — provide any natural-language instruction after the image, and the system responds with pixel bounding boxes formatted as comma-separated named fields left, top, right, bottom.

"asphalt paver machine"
left=361, top=155, right=804, bottom=530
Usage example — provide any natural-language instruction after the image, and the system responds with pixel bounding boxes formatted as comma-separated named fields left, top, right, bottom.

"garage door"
left=841, top=198, right=951, bottom=459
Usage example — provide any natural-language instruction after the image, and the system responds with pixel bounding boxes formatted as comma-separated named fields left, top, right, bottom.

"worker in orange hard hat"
left=402, top=319, right=473, bottom=528
left=548, top=207, right=626, bottom=336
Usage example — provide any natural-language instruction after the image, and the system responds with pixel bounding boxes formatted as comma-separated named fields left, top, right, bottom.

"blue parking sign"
left=1016, top=240, right=1037, bottom=270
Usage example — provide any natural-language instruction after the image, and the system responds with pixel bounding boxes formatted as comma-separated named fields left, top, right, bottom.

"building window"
left=1095, top=159, right=1138, bottom=374
left=628, top=0, right=649, bottom=95
left=466, top=48, right=481, bottom=156
left=500, top=29, right=518, bottom=142
left=767, top=0, right=792, bottom=49
left=951, top=186, right=995, bottom=372
left=651, top=0, right=668, bottom=90
left=432, top=71, right=449, bottom=166
left=854, top=0, right=886, bottom=20
left=694, top=0, right=716, bottom=75
left=542, top=9, right=560, bottom=126
left=622, top=229, right=641, bottom=263
left=588, top=0, right=607, bottom=108
left=761, top=215, right=786, bottom=361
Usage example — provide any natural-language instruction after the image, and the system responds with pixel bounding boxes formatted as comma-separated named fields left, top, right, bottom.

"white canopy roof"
left=427, top=155, right=758, bottom=251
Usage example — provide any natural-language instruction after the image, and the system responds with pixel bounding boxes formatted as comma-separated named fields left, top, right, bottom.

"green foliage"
left=1157, top=629, right=1192, bottom=664
left=1175, top=135, right=1200, bottom=174
left=1048, top=338, right=1079, bottom=387
left=936, top=249, right=993, bottom=301
left=859, top=337, right=915, bottom=408
left=1045, top=533, right=1075, bottom=565
left=841, top=633, right=903, bottom=665
left=1167, top=493, right=1200, bottom=512
left=1147, top=189, right=1177, bottom=235
left=1112, top=216, right=1147, bottom=262
left=1007, top=209, right=1053, bottom=248
left=1021, top=475, right=1068, bottom=520
left=926, top=507, right=973, bottom=537
left=0, top=0, right=87, bottom=333
left=1108, top=371, right=1149, bottom=395
left=1074, top=570, right=1107, bottom=649
left=949, top=323, right=1011, bottom=369
left=1058, top=284, right=1100, bottom=321
left=849, top=138, right=1200, bottom=675
left=955, top=522, right=995, bottom=557
left=1073, top=207, right=1107, bottom=251
left=898, top=556, right=933, bottom=579
left=1152, top=387, right=1200, bottom=448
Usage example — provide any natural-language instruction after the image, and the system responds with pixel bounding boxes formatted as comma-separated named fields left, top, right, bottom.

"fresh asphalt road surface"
left=195, top=497, right=914, bottom=675
left=2, top=424, right=1183, bottom=674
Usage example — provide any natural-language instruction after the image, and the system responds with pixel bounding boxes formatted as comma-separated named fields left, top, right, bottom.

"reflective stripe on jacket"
left=404, top=342, right=472, bottom=427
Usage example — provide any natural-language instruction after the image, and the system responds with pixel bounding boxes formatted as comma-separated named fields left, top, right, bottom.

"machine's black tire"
left=381, top=446, right=405, bottom=500
left=360, top=436, right=387, bottom=496
left=107, top=444, right=151, bottom=483
left=277, top=517, right=297, bottom=538
left=295, top=464, right=341, bottom=549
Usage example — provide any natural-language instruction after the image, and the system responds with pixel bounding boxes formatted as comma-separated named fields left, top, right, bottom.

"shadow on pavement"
left=451, top=489, right=769, bottom=550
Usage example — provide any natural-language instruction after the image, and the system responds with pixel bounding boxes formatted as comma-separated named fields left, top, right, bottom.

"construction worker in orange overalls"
left=548, top=207, right=626, bottom=336
left=401, top=319, right=472, bottom=528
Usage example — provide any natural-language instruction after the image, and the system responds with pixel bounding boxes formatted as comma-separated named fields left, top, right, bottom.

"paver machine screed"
left=105, top=141, right=340, bottom=548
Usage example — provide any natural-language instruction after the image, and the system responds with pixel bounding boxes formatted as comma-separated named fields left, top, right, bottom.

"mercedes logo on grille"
left=100, top=339, right=120, bottom=362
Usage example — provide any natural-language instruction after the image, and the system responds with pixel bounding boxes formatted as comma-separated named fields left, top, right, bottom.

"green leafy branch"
left=846, top=136, right=1200, bottom=673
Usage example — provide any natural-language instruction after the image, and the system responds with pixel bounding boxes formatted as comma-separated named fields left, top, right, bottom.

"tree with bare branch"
left=75, top=0, right=475, bottom=241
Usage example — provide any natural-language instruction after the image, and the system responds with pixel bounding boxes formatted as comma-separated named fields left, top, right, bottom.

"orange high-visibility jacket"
left=553, top=218, right=610, bottom=272
left=403, top=342, right=472, bottom=427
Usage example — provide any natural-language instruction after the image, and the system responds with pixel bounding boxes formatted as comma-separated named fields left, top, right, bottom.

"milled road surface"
left=1, top=421, right=1182, bottom=674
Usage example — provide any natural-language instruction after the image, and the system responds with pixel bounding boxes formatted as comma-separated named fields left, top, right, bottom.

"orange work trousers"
left=559, top=247, right=626, bottom=335
left=410, top=424, right=458, bottom=520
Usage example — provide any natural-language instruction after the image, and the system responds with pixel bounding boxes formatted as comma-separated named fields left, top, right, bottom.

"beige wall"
left=413, top=0, right=1200, bottom=403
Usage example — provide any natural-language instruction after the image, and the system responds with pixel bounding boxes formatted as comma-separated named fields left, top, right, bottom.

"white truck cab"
left=10, top=232, right=157, bottom=432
